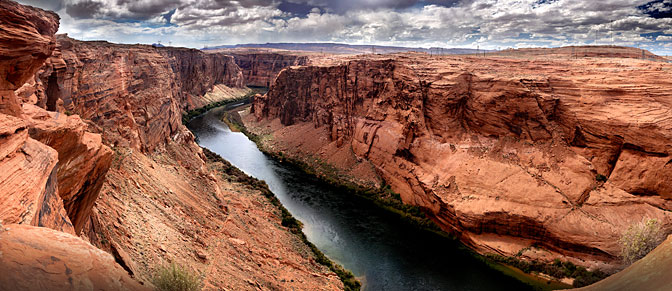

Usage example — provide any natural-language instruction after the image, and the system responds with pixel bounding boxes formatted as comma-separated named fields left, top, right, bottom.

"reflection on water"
left=187, top=106, right=532, bottom=291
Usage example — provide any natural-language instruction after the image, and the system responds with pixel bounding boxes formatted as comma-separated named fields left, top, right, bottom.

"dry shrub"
left=619, top=218, right=666, bottom=265
left=151, top=262, right=202, bottom=291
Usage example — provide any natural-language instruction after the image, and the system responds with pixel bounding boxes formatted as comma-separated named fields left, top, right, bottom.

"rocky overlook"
left=0, top=0, right=343, bottom=289
left=248, top=52, right=672, bottom=270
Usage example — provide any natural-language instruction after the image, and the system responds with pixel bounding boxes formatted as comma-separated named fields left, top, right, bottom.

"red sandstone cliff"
left=248, top=53, right=672, bottom=269
left=20, top=36, right=245, bottom=152
left=0, top=0, right=111, bottom=236
left=0, top=1, right=140, bottom=289
left=0, top=0, right=57, bottom=117
left=2, top=0, right=343, bottom=289
left=219, top=50, right=310, bottom=87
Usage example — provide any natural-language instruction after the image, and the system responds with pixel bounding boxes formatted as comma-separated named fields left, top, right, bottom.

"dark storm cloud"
left=279, top=0, right=460, bottom=14
left=278, top=1, right=316, bottom=15
left=116, top=0, right=182, bottom=16
left=639, top=0, right=672, bottom=18
left=60, top=0, right=279, bottom=20
left=13, top=0, right=672, bottom=55
left=18, top=0, right=64, bottom=11
left=65, top=0, right=103, bottom=19
left=62, top=0, right=183, bottom=20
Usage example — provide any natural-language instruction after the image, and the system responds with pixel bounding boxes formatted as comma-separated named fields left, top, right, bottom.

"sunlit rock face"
left=0, top=0, right=58, bottom=117
left=20, top=36, right=245, bottom=152
left=0, top=224, right=148, bottom=291
left=0, top=0, right=74, bottom=234
left=251, top=52, right=672, bottom=269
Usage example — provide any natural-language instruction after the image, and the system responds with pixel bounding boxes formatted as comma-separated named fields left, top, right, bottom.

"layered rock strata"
left=221, top=51, right=310, bottom=87
left=23, top=104, right=113, bottom=233
left=249, top=53, right=672, bottom=269
left=3, top=0, right=343, bottom=290
left=22, top=36, right=245, bottom=152
left=0, top=112, right=71, bottom=233
left=0, top=1, right=141, bottom=289
left=0, top=0, right=58, bottom=117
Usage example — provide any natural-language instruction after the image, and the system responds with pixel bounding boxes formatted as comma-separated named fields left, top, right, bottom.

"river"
left=187, top=105, right=534, bottom=291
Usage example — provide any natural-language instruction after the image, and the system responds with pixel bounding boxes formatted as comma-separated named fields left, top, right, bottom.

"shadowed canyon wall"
left=221, top=51, right=309, bottom=87
left=250, top=54, right=672, bottom=269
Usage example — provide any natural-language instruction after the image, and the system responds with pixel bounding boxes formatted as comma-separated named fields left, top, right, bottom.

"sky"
left=15, top=0, right=672, bottom=54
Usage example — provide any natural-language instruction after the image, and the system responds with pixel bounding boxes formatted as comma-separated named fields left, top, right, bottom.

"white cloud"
left=16, top=0, right=672, bottom=54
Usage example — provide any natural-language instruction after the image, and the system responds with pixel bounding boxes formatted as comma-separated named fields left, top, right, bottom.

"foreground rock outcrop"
left=0, top=112, right=70, bottom=232
left=0, top=224, right=147, bottom=291
left=248, top=53, right=672, bottom=270
left=23, top=104, right=113, bottom=233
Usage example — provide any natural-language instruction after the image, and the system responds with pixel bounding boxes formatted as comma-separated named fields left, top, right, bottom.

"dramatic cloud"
left=15, top=0, right=672, bottom=54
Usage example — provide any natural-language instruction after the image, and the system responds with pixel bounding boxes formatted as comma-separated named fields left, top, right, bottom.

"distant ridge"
left=486, top=45, right=667, bottom=61
left=202, top=42, right=491, bottom=55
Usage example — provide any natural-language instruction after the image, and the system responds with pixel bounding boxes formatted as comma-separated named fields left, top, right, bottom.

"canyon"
left=209, top=49, right=310, bottom=88
left=246, top=51, right=672, bottom=273
left=2, top=0, right=672, bottom=289
left=0, top=0, right=343, bottom=290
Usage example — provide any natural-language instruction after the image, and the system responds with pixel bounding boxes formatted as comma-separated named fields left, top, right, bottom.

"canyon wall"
left=2, top=0, right=344, bottom=289
left=19, top=36, right=245, bottom=152
left=0, top=0, right=111, bottom=236
left=0, top=1, right=142, bottom=289
left=52, top=40, right=342, bottom=287
left=0, top=0, right=57, bottom=117
left=249, top=54, right=672, bottom=269
left=17, top=30, right=342, bottom=291
left=222, top=51, right=309, bottom=87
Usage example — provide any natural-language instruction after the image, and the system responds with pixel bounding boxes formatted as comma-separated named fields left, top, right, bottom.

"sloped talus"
left=572, top=235, right=672, bottom=291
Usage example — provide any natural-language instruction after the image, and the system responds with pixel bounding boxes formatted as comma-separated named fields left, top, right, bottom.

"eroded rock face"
left=0, top=224, right=148, bottom=291
left=0, top=113, right=73, bottom=233
left=250, top=54, right=672, bottom=268
left=160, top=48, right=245, bottom=109
left=0, top=0, right=75, bottom=234
left=0, top=0, right=58, bottom=117
left=23, top=104, right=113, bottom=233
left=223, top=52, right=309, bottom=87
left=24, top=36, right=246, bottom=152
